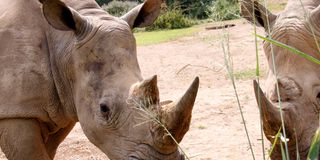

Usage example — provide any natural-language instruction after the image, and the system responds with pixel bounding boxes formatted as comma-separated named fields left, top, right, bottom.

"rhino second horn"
left=138, top=75, right=160, bottom=105
left=164, top=77, right=199, bottom=143
left=253, top=80, right=284, bottom=138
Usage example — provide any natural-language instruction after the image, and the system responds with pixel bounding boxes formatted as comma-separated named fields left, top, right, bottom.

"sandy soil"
left=0, top=20, right=271, bottom=159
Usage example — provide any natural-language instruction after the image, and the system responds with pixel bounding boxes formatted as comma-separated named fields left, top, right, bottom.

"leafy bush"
left=96, top=0, right=142, bottom=6
left=101, top=0, right=194, bottom=30
left=146, top=10, right=194, bottom=31
left=166, top=0, right=212, bottom=19
left=96, top=0, right=112, bottom=6
left=210, top=0, right=240, bottom=21
left=102, top=1, right=139, bottom=17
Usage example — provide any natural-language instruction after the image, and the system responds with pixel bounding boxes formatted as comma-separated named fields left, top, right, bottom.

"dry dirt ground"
left=0, top=20, right=271, bottom=159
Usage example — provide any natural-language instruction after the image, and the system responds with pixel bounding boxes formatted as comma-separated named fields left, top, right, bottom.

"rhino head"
left=39, top=0, right=199, bottom=159
left=241, top=0, right=320, bottom=159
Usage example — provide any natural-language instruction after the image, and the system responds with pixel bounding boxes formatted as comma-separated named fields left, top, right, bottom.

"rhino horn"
left=162, top=77, right=199, bottom=143
left=253, top=80, right=284, bottom=137
left=129, top=75, right=160, bottom=107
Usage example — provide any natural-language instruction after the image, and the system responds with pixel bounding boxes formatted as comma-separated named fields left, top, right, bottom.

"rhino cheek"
left=75, top=101, right=107, bottom=146
left=77, top=111, right=105, bottom=145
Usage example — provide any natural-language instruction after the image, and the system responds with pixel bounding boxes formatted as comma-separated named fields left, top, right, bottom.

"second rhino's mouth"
left=127, top=143, right=185, bottom=160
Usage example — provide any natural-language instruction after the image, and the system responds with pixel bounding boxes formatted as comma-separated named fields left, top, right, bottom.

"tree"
left=166, top=0, right=213, bottom=19
left=96, top=0, right=143, bottom=6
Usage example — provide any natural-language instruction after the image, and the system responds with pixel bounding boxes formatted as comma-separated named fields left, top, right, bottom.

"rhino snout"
left=128, top=153, right=186, bottom=160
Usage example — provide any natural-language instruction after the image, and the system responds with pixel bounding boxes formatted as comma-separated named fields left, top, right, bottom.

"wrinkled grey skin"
left=0, top=0, right=199, bottom=159
left=241, top=0, right=320, bottom=159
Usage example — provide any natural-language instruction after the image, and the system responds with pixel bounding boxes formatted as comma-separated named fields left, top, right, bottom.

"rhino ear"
left=240, top=0, right=277, bottom=31
left=40, top=0, right=86, bottom=32
left=121, top=0, right=163, bottom=29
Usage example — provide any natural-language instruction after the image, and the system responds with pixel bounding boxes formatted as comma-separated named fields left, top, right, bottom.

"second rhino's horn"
left=253, top=80, right=289, bottom=138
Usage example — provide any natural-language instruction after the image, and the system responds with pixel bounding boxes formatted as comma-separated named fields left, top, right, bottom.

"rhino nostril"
left=272, top=97, right=291, bottom=103
left=128, top=156, right=139, bottom=160
left=272, top=77, right=302, bottom=102
left=100, top=103, right=110, bottom=113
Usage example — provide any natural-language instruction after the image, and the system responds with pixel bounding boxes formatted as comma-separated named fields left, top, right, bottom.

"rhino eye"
left=316, top=92, right=320, bottom=101
left=100, top=103, right=110, bottom=113
left=317, top=92, right=320, bottom=99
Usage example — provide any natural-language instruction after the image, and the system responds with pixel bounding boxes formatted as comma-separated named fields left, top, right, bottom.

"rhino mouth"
left=127, top=143, right=185, bottom=160
left=128, top=155, right=185, bottom=160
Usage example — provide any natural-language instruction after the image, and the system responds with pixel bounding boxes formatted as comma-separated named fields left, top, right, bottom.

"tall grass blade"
left=221, top=26, right=256, bottom=160
left=307, top=128, right=320, bottom=160
left=257, top=0, right=291, bottom=158
left=268, top=128, right=282, bottom=160
left=295, top=128, right=301, bottom=160
left=280, top=134, right=287, bottom=160
left=252, top=0, right=292, bottom=158
left=252, top=2, right=266, bottom=158
left=255, top=34, right=320, bottom=65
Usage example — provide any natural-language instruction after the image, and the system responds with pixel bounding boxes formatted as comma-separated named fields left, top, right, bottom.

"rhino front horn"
left=253, top=80, right=284, bottom=138
left=162, top=77, right=199, bottom=143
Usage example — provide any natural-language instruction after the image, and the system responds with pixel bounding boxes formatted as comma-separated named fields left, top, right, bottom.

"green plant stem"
left=269, top=41, right=290, bottom=160
left=295, top=128, right=301, bottom=160
left=252, top=2, right=266, bottom=159
left=256, top=35, right=320, bottom=65
left=280, top=134, right=287, bottom=160
left=307, top=128, right=320, bottom=160
left=268, top=128, right=282, bottom=160
left=261, top=0, right=290, bottom=158
left=221, top=28, right=256, bottom=160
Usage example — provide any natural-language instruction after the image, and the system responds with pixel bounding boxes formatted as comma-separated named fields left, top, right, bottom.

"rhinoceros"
left=241, top=0, right=320, bottom=159
left=0, top=0, right=199, bottom=159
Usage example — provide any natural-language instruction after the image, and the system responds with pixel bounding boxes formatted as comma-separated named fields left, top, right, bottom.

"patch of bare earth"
left=0, top=20, right=271, bottom=159
left=132, top=20, right=269, bottom=159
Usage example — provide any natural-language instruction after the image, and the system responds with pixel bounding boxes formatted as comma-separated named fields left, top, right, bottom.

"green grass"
left=197, top=125, right=207, bottom=130
left=268, top=2, right=287, bottom=12
left=201, top=34, right=222, bottom=44
left=233, top=69, right=256, bottom=80
left=256, top=34, right=320, bottom=65
left=231, top=69, right=265, bottom=80
left=308, top=129, right=320, bottom=159
left=134, top=26, right=201, bottom=46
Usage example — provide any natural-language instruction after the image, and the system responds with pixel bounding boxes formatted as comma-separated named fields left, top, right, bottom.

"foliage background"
left=96, top=0, right=240, bottom=30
